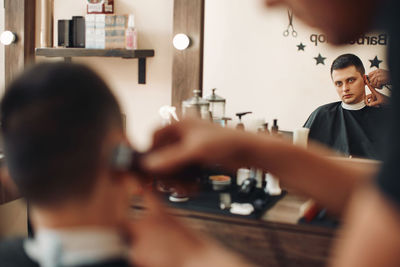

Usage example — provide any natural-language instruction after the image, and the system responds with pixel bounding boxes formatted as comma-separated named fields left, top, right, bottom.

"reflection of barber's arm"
left=364, top=74, right=390, bottom=107
left=368, top=69, right=391, bottom=89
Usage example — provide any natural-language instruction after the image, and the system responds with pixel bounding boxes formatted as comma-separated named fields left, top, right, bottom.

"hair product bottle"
left=271, top=119, right=279, bottom=136
left=235, top=112, right=252, bottom=130
left=125, top=14, right=137, bottom=50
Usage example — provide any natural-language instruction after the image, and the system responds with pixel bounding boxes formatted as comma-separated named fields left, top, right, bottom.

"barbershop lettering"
left=310, top=34, right=326, bottom=46
left=348, top=34, right=387, bottom=46
left=310, top=33, right=388, bottom=46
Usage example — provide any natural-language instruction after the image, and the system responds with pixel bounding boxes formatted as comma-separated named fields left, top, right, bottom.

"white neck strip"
left=24, top=227, right=130, bottom=267
left=341, top=100, right=366, bottom=110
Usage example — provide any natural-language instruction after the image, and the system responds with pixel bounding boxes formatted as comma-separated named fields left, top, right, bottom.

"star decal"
left=369, top=56, right=383, bottom=68
left=297, top=43, right=306, bottom=51
left=314, top=53, right=326, bottom=65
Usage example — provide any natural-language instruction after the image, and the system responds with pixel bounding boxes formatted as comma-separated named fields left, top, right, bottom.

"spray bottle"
left=125, top=14, right=138, bottom=50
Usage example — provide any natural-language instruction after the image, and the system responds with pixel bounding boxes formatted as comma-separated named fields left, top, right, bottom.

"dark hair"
left=330, top=54, right=365, bottom=76
left=0, top=62, right=123, bottom=206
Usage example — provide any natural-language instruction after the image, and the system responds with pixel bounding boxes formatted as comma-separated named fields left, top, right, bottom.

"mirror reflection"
left=304, top=54, right=390, bottom=159
left=203, top=0, right=390, bottom=159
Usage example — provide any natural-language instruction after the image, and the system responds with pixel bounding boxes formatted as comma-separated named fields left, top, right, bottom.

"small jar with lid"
left=182, top=90, right=210, bottom=120
left=205, top=88, right=226, bottom=121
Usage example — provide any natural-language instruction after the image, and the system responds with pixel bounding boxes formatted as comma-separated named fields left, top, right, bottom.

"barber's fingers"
left=365, top=94, right=373, bottom=106
left=364, top=75, right=380, bottom=95
left=369, top=69, right=391, bottom=89
left=365, top=94, right=381, bottom=107
left=150, top=119, right=207, bottom=150
left=151, top=123, right=184, bottom=151
left=369, top=75, right=383, bottom=89
left=143, top=141, right=203, bottom=174
left=364, top=75, right=373, bottom=89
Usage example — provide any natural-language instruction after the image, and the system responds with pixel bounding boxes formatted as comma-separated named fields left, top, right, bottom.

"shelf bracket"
left=138, top=57, right=146, bottom=84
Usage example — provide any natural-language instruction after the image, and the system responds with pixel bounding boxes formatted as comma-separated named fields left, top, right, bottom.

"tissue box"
left=94, top=14, right=106, bottom=49
left=105, top=15, right=127, bottom=49
left=85, top=15, right=96, bottom=49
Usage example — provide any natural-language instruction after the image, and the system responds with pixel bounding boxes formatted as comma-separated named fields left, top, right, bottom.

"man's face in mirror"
left=332, top=66, right=365, bottom=104
left=263, top=0, right=378, bottom=44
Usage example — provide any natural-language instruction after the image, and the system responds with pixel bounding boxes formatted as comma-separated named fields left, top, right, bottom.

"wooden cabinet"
left=131, top=194, right=337, bottom=267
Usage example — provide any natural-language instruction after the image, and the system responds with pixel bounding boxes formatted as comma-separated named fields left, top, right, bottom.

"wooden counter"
left=131, top=194, right=337, bottom=267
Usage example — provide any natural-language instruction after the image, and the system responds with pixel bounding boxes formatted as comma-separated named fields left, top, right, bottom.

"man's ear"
left=363, top=74, right=369, bottom=85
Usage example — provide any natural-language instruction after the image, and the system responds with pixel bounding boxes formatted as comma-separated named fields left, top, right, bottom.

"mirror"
left=203, top=0, right=388, bottom=128
left=200, top=0, right=389, bottom=159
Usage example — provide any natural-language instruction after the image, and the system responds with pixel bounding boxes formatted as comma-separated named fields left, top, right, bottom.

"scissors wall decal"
left=283, top=9, right=297, bottom=37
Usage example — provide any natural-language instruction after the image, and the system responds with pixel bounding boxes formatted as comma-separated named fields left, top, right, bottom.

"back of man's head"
left=331, top=53, right=365, bottom=76
left=0, top=63, right=123, bottom=207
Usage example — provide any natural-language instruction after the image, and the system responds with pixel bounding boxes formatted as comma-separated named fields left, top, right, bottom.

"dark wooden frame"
left=4, top=0, right=36, bottom=87
left=171, top=0, right=204, bottom=114
left=1, top=0, right=36, bottom=205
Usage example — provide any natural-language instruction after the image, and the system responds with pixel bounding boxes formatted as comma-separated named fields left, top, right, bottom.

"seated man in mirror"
left=304, top=54, right=389, bottom=159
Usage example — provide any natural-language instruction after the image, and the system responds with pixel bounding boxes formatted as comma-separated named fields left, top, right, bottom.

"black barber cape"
left=304, top=101, right=388, bottom=160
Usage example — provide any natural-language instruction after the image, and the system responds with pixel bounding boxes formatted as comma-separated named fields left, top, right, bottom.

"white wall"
left=47, top=0, right=174, bottom=150
left=203, top=0, right=388, bottom=131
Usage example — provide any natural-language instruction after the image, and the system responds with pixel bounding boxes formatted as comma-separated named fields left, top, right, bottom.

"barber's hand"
left=126, top=192, right=252, bottom=267
left=142, top=119, right=255, bottom=175
left=367, top=69, right=390, bottom=89
left=364, top=75, right=389, bottom=107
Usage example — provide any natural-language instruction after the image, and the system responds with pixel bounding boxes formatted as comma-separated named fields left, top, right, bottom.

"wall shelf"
left=35, top=48, right=155, bottom=84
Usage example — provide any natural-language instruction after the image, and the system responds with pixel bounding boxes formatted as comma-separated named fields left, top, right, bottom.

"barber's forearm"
left=329, top=185, right=400, bottom=267
left=242, top=136, right=376, bottom=214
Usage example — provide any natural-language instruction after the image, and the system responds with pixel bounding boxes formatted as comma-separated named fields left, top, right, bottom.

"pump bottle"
left=235, top=112, right=252, bottom=130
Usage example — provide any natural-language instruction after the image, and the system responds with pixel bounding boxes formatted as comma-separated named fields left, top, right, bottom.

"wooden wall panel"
left=1, top=0, right=36, bottom=204
left=4, top=0, right=36, bottom=87
left=171, top=0, right=204, bottom=114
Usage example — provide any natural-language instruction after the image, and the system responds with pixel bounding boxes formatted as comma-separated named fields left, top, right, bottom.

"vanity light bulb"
left=0, top=31, right=16, bottom=45
left=173, top=33, right=190, bottom=50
